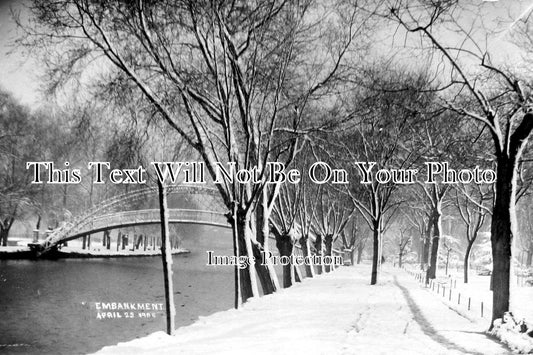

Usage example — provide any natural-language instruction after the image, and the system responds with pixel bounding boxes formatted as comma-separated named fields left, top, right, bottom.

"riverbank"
left=93, top=265, right=512, bottom=355
left=0, top=225, right=235, bottom=355
left=0, top=243, right=190, bottom=259
left=0, top=246, right=34, bottom=259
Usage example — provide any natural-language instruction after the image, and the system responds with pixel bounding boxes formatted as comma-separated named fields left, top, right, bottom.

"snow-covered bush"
left=490, top=312, right=533, bottom=353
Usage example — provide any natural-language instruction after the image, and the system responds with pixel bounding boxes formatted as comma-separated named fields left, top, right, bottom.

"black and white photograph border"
left=1, top=0, right=533, bottom=354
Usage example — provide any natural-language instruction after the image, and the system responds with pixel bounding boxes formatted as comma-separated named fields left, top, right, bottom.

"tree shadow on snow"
left=393, top=276, right=510, bottom=355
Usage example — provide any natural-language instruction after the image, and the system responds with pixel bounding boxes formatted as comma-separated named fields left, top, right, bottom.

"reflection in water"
left=0, top=225, right=234, bottom=355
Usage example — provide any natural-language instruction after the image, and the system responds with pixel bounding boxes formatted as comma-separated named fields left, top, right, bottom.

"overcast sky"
left=0, top=0, right=41, bottom=106
left=0, top=0, right=532, bottom=108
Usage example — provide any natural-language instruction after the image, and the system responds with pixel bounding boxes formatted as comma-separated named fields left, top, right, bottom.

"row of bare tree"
left=5, top=0, right=533, bottom=330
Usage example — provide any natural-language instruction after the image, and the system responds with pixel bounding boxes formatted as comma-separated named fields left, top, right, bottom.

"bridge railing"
left=39, top=209, right=230, bottom=250
left=75, top=209, right=229, bottom=235
left=33, top=186, right=227, bottom=253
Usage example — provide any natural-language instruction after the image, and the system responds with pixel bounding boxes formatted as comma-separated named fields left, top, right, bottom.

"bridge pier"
left=104, top=230, right=111, bottom=250
left=135, top=234, right=143, bottom=250
left=122, top=234, right=128, bottom=250
left=116, top=231, right=121, bottom=251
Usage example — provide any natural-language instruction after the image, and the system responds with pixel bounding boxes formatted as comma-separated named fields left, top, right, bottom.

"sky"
left=0, top=0, right=533, bottom=108
left=0, top=0, right=40, bottom=106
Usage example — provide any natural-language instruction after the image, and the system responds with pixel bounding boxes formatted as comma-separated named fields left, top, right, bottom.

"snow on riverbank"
left=57, top=245, right=189, bottom=257
left=0, top=238, right=189, bottom=258
left=93, top=265, right=511, bottom=355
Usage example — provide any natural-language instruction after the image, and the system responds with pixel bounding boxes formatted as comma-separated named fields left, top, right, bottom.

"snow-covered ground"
left=93, top=265, right=512, bottom=355
left=408, top=268, right=533, bottom=323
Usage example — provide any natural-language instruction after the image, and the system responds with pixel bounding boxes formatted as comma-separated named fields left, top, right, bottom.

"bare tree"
left=390, top=0, right=533, bottom=326
left=454, top=184, right=491, bottom=283
left=271, top=182, right=301, bottom=288
left=312, top=187, right=354, bottom=272
left=339, top=67, right=433, bottom=284
left=393, top=222, right=412, bottom=268
left=20, top=0, right=376, bottom=305
left=404, top=203, right=432, bottom=269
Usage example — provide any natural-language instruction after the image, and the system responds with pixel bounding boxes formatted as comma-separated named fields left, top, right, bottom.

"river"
left=0, top=225, right=240, bottom=354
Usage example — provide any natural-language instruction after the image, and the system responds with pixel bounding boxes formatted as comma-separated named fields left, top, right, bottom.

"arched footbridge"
left=28, top=185, right=230, bottom=256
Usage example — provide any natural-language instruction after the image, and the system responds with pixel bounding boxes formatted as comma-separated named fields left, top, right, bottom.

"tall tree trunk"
left=426, top=207, right=442, bottom=281
left=0, top=227, right=8, bottom=247
left=357, top=244, right=363, bottom=264
left=398, top=251, right=403, bottom=268
left=275, top=232, right=295, bottom=288
left=299, top=236, right=315, bottom=278
left=1, top=217, right=14, bottom=246
left=371, top=220, right=381, bottom=285
left=324, top=234, right=333, bottom=273
left=234, top=208, right=259, bottom=303
left=445, top=250, right=450, bottom=275
left=315, top=235, right=323, bottom=275
left=294, top=263, right=303, bottom=282
left=157, top=181, right=175, bottom=335
left=36, top=215, right=42, bottom=230
left=464, top=241, right=474, bottom=283
left=527, top=249, right=532, bottom=267
left=253, top=197, right=279, bottom=294
left=490, top=156, right=515, bottom=328
left=421, top=217, right=433, bottom=270
left=229, top=204, right=241, bottom=309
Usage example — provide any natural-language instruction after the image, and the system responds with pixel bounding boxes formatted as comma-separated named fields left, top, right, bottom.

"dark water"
left=0, top=225, right=237, bottom=355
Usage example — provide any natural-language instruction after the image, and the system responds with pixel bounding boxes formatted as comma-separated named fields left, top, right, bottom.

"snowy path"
left=93, top=265, right=511, bottom=355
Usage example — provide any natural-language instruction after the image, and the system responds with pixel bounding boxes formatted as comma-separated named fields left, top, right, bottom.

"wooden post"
left=230, top=202, right=241, bottom=309
left=458, top=293, right=461, bottom=305
left=158, top=180, right=176, bottom=335
left=468, top=297, right=471, bottom=310
left=481, top=302, right=484, bottom=318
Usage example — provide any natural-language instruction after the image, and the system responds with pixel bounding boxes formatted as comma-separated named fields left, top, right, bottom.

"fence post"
left=443, top=286, right=446, bottom=297
left=481, top=302, right=484, bottom=318
left=468, top=297, right=471, bottom=310
left=458, top=293, right=461, bottom=305
left=449, top=288, right=452, bottom=301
